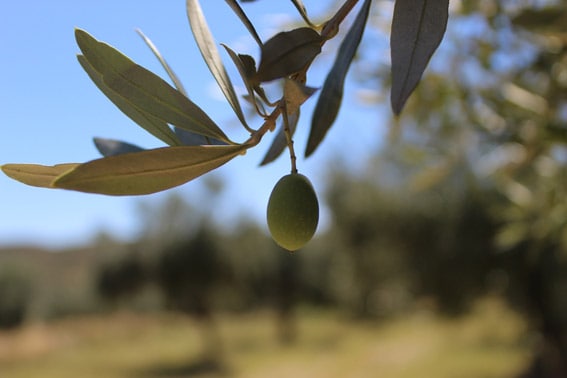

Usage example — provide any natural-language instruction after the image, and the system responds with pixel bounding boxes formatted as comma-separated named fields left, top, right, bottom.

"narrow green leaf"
left=78, top=56, right=181, bottom=147
left=224, top=0, right=263, bottom=47
left=54, top=145, right=247, bottom=195
left=223, top=50, right=274, bottom=107
left=237, top=54, right=257, bottom=80
left=75, top=29, right=231, bottom=144
left=221, top=45, right=255, bottom=98
left=93, top=137, right=145, bottom=157
left=222, top=44, right=266, bottom=116
left=306, top=0, right=371, bottom=157
left=260, top=110, right=300, bottom=166
left=135, top=29, right=222, bottom=146
left=255, top=27, right=322, bottom=83
left=186, top=0, right=249, bottom=129
left=2, top=163, right=80, bottom=188
left=136, top=29, right=188, bottom=96
left=289, top=0, right=314, bottom=27
left=390, top=0, right=449, bottom=115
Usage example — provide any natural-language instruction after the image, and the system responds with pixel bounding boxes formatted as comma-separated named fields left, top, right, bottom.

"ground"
left=0, top=297, right=530, bottom=378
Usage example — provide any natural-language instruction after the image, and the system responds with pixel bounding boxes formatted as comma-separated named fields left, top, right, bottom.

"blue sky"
left=0, top=1, right=387, bottom=247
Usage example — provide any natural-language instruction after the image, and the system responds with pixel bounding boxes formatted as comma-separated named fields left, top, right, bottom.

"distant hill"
left=0, top=243, right=117, bottom=319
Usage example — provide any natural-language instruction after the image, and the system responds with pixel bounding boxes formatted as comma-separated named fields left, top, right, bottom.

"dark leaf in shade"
left=306, top=0, right=371, bottom=157
left=390, top=0, right=449, bottom=115
left=93, top=137, right=145, bottom=157
left=255, top=27, right=322, bottom=83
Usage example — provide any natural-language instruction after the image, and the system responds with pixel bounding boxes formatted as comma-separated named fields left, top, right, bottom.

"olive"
left=267, top=173, right=319, bottom=251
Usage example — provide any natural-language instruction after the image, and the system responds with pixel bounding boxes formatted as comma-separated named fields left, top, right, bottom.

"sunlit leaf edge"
left=186, top=0, right=250, bottom=129
left=53, top=144, right=247, bottom=196
left=1, top=163, right=80, bottom=188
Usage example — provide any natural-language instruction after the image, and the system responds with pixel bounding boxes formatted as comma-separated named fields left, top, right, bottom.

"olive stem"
left=321, top=0, right=360, bottom=40
left=242, top=0, right=361, bottom=152
left=282, top=107, right=298, bottom=174
left=245, top=104, right=282, bottom=147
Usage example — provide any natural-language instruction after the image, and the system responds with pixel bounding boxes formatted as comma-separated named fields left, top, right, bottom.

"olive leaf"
left=78, top=56, right=181, bottom=147
left=93, top=137, right=145, bottom=157
left=390, top=0, right=449, bottom=115
left=186, top=0, right=249, bottom=129
left=136, top=29, right=224, bottom=146
left=260, top=79, right=315, bottom=165
left=260, top=110, right=300, bottom=166
left=255, top=27, right=323, bottom=83
left=289, top=0, right=313, bottom=27
left=1, top=163, right=80, bottom=188
left=224, top=0, right=263, bottom=47
left=306, top=0, right=371, bottom=157
left=76, top=29, right=232, bottom=144
left=222, top=44, right=263, bottom=115
left=136, top=29, right=188, bottom=96
left=52, top=145, right=247, bottom=195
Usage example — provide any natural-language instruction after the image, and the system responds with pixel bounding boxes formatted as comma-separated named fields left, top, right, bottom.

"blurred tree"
left=350, top=1, right=567, bottom=375
left=322, top=170, right=413, bottom=318
left=319, top=166, right=500, bottom=317
left=96, top=249, right=149, bottom=307
left=156, top=225, right=227, bottom=364
left=0, top=265, right=34, bottom=329
left=220, top=221, right=302, bottom=344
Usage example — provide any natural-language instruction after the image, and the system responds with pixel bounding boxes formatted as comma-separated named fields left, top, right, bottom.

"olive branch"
left=2, top=0, right=448, bottom=196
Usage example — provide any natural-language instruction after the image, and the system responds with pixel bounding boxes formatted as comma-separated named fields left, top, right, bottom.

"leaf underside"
left=77, top=55, right=181, bottom=147
left=1, top=163, right=80, bottom=188
left=54, top=145, right=247, bottom=195
left=256, top=27, right=322, bottom=83
left=137, top=29, right=224, bottom=146
left=75, top=29, right=231, bottom=144
left=306, top=0, right=371, bottom=157
left=136, top=29, right=188, bottom=97
left=186, top=0, right=249, bottom=129
left=390, top=0, right=449, bottom=115
left=3, top=145, right=246, bottom=196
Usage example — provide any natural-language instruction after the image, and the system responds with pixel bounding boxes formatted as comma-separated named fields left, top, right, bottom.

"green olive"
left=267, top=173, right=319, bottom=251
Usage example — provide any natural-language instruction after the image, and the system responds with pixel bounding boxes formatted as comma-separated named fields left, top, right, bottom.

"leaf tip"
left=390, top=98, right=404, bottom=116
left=305, top=133, right=317, bottom=158
left=74, top=27, right=86, bottom=40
